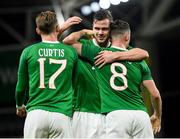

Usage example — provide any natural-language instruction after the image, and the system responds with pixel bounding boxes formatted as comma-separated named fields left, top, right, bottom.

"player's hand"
left=83, top=29, right=94, bottom=39
left=94, top=50, right=114, bottom=68
left=150, top=114, right=161, bottom=134
left=16, top=105, right=27, bottom=118
left=60, top=16, right=82, bottom=32
left=65, top=16, right=82, bottom=26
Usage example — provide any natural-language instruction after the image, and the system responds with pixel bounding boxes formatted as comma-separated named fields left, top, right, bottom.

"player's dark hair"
left=110, top=19, right=130, bottom=36
left=36, top=11, right=57, bottom=34
left=93, top=9, right=113, bottom=22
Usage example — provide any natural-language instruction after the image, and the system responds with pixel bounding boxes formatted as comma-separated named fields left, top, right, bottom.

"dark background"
left=0, top=0, right=180, bottom=137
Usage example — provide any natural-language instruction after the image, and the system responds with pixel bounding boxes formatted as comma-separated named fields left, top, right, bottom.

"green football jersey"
left=15, top=41, right=77, bottom=117
left=81, top=45, right=152, bottom=114
left=73, top=39, right=107, bottom=113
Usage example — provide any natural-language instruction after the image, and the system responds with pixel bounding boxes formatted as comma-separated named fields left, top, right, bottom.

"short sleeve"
left=141, top=60, right=153, bottom=81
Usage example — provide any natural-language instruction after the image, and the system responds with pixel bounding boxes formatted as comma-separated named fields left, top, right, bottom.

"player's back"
left=21, top=41, right=77, bottom=116
left=97, top=46, right=151, bottom=113
left=81, top=44, right=151, bottom=114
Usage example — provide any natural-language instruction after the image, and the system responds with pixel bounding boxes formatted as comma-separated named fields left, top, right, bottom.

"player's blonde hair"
left=36, top=11, right=57, bottom=34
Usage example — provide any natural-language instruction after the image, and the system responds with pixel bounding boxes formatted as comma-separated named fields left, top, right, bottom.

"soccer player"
left=66, top=19, right=162, bottom=138
left=15, top=11, right=81, bottom=138
left=63, top=9, right=150, bottom=138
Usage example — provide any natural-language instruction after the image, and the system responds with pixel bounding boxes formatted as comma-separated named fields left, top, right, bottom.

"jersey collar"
left=111, top=45, right=128, bottom=51
left=92, top=38, right=111, bottom=48
left=42, top=40, right=59, bottom=43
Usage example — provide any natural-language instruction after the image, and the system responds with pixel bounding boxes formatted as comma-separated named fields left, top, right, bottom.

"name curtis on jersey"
left=38, top=48, right=64, bottom=57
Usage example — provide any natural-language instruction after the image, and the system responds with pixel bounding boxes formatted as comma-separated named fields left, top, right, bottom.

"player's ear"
left=125, top=32, right=130, bottom=42
left=56, top=24, right=62, bottom=35
left=56, top=25, right=60, bottom=32
left=36, top=27, right=41, bottom=35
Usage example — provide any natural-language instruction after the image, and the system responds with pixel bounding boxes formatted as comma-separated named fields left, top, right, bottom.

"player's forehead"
left=93, top=19, right=110, bottom=28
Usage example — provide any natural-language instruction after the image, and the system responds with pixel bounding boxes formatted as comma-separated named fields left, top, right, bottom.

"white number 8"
left=110, top=63, right=128, bottom=91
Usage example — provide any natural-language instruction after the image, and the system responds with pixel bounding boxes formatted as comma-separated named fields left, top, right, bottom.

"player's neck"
left=97, top=39, right=110, bottom=48
left=41, top=33, right=58, bottom=42
left=112, top=41, right=126, bottom=49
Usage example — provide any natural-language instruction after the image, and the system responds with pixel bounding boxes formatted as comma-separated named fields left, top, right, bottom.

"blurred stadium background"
left=0, top=0, right=180, bottom=137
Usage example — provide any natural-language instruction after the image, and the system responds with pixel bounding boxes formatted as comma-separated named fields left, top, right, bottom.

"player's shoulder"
left=60, top=42, right=76, bottom=50
left=24, top=42, right=41, bottom=49
left=60, top=42, right=78, bottom=56
left=133, top=60, right=149, bottom=71
left=21, top=42, right=39, bottom=53
left=19, top=42, right=39, bottom=58
left=79, top=38, right=93, bottom=45
left=80, top=39, right=100, bottom=51
left=139, top=59, right=148, bottom=65
left=140, top=60, right=150, bottom=68
left=131, top=59, right=145, bottom=66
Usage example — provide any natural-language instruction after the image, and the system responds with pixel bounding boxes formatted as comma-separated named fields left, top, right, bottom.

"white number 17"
left=38, top=58, right=67, bottom=89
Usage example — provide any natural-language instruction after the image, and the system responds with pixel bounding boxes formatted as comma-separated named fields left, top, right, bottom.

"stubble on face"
left=93, top=19, right=110, bottom=46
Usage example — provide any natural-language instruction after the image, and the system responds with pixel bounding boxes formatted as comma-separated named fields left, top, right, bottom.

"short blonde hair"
left=36, top=11, right=57, bottom=34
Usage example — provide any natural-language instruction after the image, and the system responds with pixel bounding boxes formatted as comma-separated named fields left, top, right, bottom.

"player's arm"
left=142, top=80, right=162, bottom=134
left=59, top=16, right=82, bottom=34
left=63, top=29, right=94, bottom=55
left=94, top=48, right=149, bottom=68
left=15, top=50, right=28, bottom=117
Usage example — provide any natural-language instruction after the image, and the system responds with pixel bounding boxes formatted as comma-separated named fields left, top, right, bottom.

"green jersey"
left=15, top=41, right=77, bottom=117
left=81, top=45, right=152, bottom=114
left=74, top=39, right=110, bottom=113
left=73, top=58, right=100, bottom=113
left=73, top=39, right=110, bottom=113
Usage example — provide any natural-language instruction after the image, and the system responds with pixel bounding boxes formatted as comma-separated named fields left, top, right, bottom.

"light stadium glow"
left=121, top=0, right=129, bottom=2
left=81, top=5, right=92, bottom=16
left=90, top=2, right=100, bottom=12
left=99, top=0, right=110, bottom=9
left=110, top=0, right=121, bottom=5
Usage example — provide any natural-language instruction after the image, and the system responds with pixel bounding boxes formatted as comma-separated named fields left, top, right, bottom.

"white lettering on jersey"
left=38, top=48, right=65, bottom=57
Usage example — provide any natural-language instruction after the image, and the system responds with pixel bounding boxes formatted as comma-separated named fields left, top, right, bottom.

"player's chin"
left=97, top=38, right=106, bottom=43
